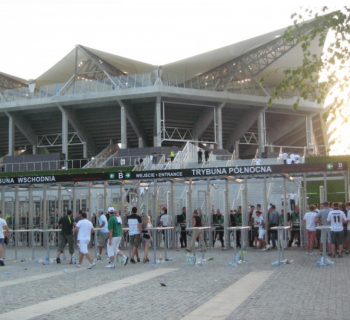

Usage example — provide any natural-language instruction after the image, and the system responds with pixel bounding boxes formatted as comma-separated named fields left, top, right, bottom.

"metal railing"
left=2, top=159, right=88, bottom=172
left=83, top=144, right=118, bottom=168
left=0, top=71, right=315, bottom=104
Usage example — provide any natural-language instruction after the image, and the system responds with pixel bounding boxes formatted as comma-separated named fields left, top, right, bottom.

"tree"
left=261, top=6, right=350, bottom=120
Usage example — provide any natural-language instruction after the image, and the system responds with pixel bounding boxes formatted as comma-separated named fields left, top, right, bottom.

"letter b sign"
left=118, top=173, right=124, bottom=179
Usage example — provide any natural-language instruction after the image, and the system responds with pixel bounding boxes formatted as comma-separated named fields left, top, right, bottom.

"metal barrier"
left=3, top=227, right=131, bottom=261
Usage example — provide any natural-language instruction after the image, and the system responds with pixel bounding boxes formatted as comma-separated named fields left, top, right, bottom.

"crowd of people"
left=2, top=198, right=350, bottom=268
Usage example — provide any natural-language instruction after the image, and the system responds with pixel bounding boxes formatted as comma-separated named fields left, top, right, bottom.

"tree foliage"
left=261, top=7, right=350, bottom=115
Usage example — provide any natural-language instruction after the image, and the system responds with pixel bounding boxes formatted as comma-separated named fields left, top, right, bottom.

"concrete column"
left=224, top=179, right=230, bottom=248
left=73, top=184, right=77, bottom=218
left=83, top=142, right=87, bottom=159
left=258, top=112, right=265, bottom=158
left=61, top=108, right=68, bottom=160
left=155, top=96, right=161, bottom=147
left=8, top=116, right=15, bottom=156
left=216, top=106, right=223, bottom=149
left=306, top=115, right=314, bottom=154
left=104, top=181, right=108, bottom=212
left=32, top=145, right=37, bottom=155
left=15, top=186, right=19, bottom=230
left=234, top=141, right=240, bottom=159
left=121, top=106, right=127, bottom=149
left=138, top=137, right=144, bottom=148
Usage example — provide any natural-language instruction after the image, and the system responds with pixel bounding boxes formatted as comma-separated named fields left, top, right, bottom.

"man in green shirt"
left=212, top=209, right=225, bottom=248
left=105, top=207, right=128, bottom=268
left=288, top=205, right=301, bottom=247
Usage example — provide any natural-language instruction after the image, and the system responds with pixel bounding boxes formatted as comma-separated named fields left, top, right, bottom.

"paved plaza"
left=1, top=243, right=349, bottom=320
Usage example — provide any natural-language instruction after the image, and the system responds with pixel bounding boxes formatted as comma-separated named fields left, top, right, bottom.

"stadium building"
left=0, top=19, right=343, bottom=250
left=0, top=20, right=328, bottom=162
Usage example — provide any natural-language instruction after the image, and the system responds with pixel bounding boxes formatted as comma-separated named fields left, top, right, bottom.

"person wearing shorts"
left=255, top=211, right=268, bottom=251
left=74, top=212, right=96, bottom=269
left=105, top=207, right=128, bottom=268
left=327, top=202, right=348, bottom=258
left=0, top=212, right=9, bottom=266
left=303, top=205, right=319, bottom=255
left=127, top=207, right=142, bottom=264
left=97, top=209, right=109, bottom=260
left=56, top=209, right=74, bottom=264
left=141, top=214, right=152, bottom=263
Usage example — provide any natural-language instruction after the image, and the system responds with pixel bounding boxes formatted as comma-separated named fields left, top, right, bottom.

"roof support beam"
left=319, top=112, right=329, bottom=154
left=117, top=100, right=149, bottom=147
left=216, top=102, right=225, bottom=149
left=76, top=45, right=123, bottom=89
left=266, top=116, right=306, bottom=145
left=193, top=107, right=215, bottom=139
left=277, top=129, right=306, bottom=147
left=5, top=111, right=38, bottom=146
left=224, top=109, right=261, bottom=150
left=58, top=106, right=98, bottom=156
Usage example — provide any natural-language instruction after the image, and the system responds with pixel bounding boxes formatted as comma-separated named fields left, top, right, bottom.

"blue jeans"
left=271, top=232, right=277, bottom=248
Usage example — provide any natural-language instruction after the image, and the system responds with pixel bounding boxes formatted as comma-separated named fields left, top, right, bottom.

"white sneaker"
left=105, top=263, right=115, bottom=269
left=87, top=263, right=96, bottom=269
left=76, top=264, right=81, bottom=268
left=123, top=256, right=129, bottom=266
left=306, top=252, right=310, bottom=255
left=262, top=248, right=267, bottom=251
left=309, top=252, right=315, bottom=256
left=266, top=244, right=270, bottom=250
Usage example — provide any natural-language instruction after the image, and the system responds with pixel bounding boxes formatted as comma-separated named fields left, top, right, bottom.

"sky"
left=0, top=0, right=310, bottom=80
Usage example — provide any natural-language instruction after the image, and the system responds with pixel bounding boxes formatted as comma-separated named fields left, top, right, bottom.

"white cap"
left=108, top=207, right=115, bottom=213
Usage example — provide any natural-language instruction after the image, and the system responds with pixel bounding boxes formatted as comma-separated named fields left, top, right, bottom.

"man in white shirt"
left=74, top=212, right=96, bottom=269
left=289, top=191, right=298, bottom=211
left=282, top=152, right=288, bottom=164
left=255, top=157, right=261, bottom=165
left=97, top=209, right=109, bottom=260
left=160, top=209, right=169, bottom=248
left=252, top=204, right=263, bottom=248
left=303, top=205, right=319, bottom=255
left=327, top=202, right=348, bottom=258
left=0, top=212, right=9, bottom=266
